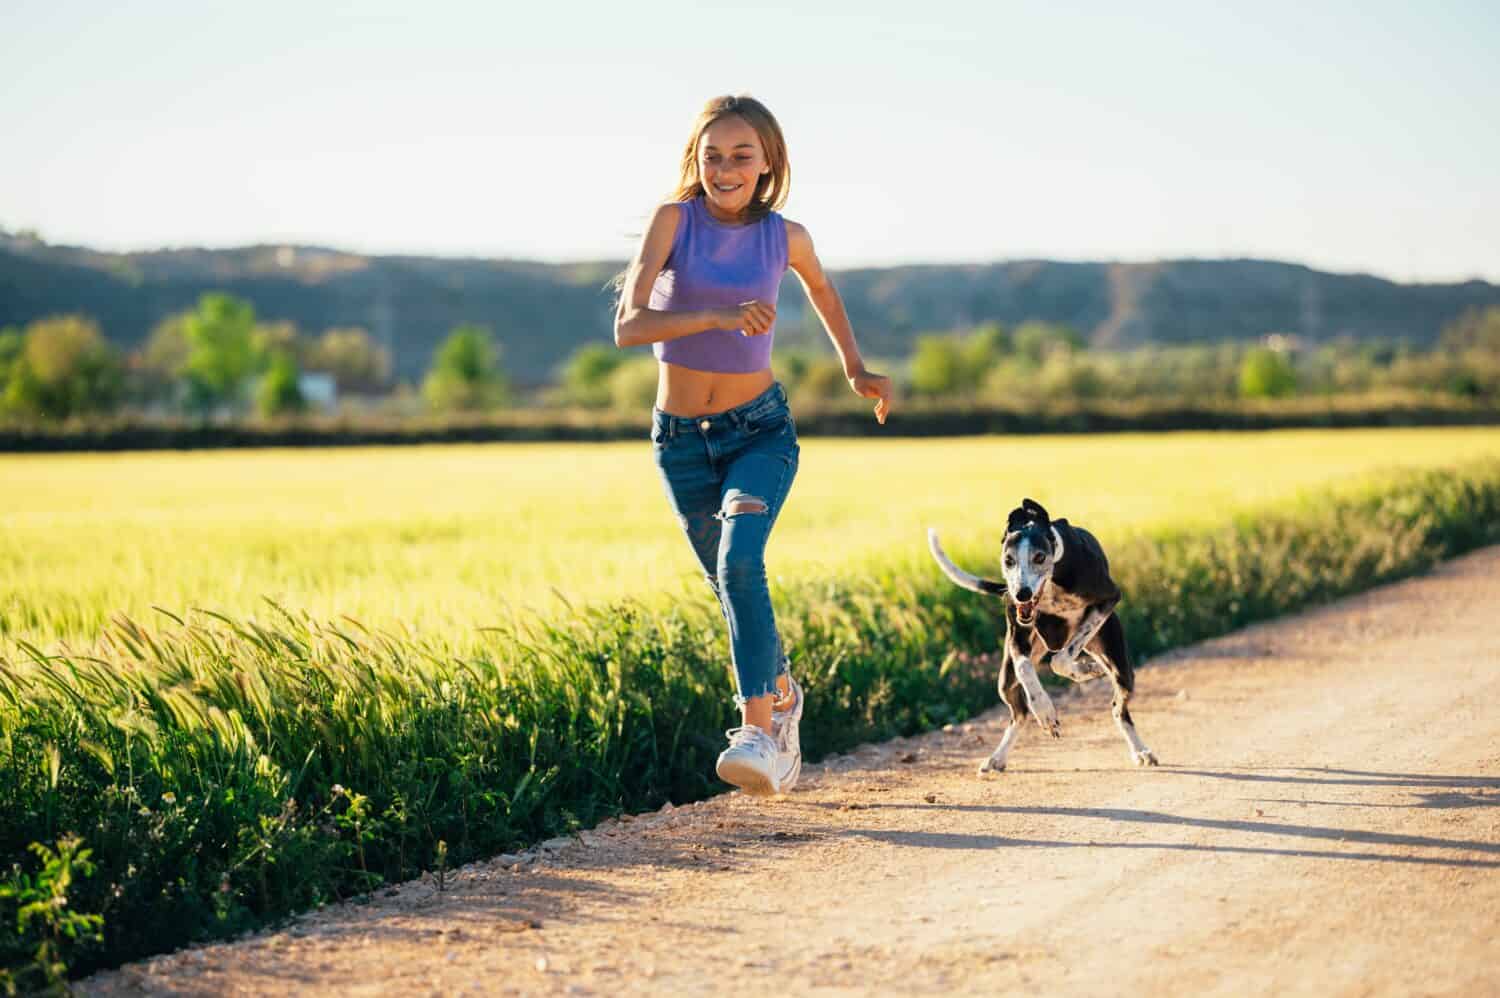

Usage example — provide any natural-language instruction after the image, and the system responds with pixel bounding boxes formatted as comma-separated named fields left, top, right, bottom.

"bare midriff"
left=655, top=361, right=775, bottom=417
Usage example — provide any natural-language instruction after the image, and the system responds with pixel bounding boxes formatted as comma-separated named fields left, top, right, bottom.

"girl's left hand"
left=848, top=368, right=893, bottom=424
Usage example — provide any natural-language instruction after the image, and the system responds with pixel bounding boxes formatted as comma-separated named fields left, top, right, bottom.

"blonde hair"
left=668, top=94, right=790, bottom=220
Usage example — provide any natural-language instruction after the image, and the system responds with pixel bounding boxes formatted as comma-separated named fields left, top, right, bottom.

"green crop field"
left=5, top=426, right=1500, bottom=647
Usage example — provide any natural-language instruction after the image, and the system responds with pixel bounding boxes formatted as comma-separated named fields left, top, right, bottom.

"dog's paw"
left=1031, top=694, right=1061, bottom=738
left=977, top=756, right=1006, bottom=776
left=1050, top=652, right=1104, bottom=683
left=1134, top=749, right=1159, bottom=767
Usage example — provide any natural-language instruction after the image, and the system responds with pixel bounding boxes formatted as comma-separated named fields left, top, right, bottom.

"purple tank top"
left=649, top=195, right=789, bottom=373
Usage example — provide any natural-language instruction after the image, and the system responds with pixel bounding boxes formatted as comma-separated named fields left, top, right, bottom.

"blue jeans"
left=652, top=382, right=800, bottom=706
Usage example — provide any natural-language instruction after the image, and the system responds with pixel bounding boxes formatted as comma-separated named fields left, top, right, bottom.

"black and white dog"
left=928, top=498, right=1158, bottom=774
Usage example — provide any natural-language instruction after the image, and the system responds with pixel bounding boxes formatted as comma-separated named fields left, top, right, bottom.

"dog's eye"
left=1032, top=553, right=1045, bottom=565
left=1004, top=557, right=1015, bottom=567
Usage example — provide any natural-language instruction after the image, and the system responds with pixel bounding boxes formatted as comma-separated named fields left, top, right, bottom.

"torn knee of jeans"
left=717, top=494, right=768, bottom=520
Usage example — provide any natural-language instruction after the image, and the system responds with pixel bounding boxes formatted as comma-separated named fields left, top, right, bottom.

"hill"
left=2, top=231, right=1496, bottom=381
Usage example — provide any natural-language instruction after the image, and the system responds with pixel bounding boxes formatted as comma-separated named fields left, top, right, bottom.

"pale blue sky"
left=2, top=0, right=1497, bottom=281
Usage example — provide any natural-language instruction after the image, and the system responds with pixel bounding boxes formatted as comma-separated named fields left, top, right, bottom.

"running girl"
left=614, top=94, right=892, bottom=795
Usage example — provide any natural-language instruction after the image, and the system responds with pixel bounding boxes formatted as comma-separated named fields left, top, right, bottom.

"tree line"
left=0, top=293, right=508, bottom=422
left=562, top=308, right=1500, bottom=411
left=3, top=292, right=1499, bottom=425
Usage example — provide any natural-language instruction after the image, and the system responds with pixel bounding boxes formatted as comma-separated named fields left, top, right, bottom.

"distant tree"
left=256, top=352, right=306, bottom=417
left=423, top=324, right=509, bottom=411
left=305, top=327, right=391, bottom=394
left=1038, top=351, right=1107, bottom=400
left=606, top=356, right=661, bottom=410
left=562, top=343, right=624, bottom=408
left=1441, top=306, right=1500, bottom=355
left=0, top=327, right=23, bottom=417
left=252, top=320, right=304, bottom=367
left=909, top=323, right=1008, bottom=397
left=789, top=357, right=849, bottom=405
left=1238, top=346, right=1298, bottom=399
left=774, top=350, right=816, bottom=396
left=909, top=335, right=965, bottom=396
left=136, top=312, right=192, bottom=401
left=963, top=322, right=1010, bottom=373
left=1, top=315, right=123, bottom=421
left=0, top=327, right=20, bottom=381
left=182, top=293, right=258, bottom=412
left=1012, top=320, right=1082, bottom=366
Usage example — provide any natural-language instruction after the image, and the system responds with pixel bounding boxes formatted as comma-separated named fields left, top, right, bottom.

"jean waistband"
left=653, top=382, right=788, bottom=439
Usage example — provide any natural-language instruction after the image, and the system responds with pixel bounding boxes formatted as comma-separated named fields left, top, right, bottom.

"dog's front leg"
left=1006, top=623, right=1060, bottom=739
left=1048, top=600, right=1118, bottom=680
left=1014, top=654, right=1060, bottom=737
left=1014, top=657, right=1062, bottom=735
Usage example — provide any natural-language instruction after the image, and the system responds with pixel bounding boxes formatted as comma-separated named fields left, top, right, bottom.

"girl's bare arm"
left=786, top=219, right=893, bottom=423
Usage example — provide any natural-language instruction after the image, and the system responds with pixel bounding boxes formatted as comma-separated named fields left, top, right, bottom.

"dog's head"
left=1002, top=498, right=1064, bottom=625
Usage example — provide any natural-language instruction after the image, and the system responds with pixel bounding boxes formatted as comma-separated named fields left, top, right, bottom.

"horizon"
left=3, top=1, right=1498, bottom=283
left=8, top=226, right=1494, bottom=288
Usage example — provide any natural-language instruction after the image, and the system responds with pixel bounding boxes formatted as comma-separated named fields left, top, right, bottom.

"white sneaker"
left=716, top=725, right=781, bottom=796
left=771, top=675, right=804, bottom=792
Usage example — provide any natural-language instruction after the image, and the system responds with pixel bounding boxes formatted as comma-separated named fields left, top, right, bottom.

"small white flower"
left=161, top=792, right=177, bottom=805
left=331, top=784, right=345, bottom=796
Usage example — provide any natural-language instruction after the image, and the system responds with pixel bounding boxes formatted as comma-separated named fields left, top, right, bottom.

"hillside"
left=2, top=231, right=1497, bottom=381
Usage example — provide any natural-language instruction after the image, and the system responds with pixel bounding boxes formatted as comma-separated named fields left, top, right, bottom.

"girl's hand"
left=728, top=300, right=776, bottom=337
left=848, top=367, right=893, bottom=424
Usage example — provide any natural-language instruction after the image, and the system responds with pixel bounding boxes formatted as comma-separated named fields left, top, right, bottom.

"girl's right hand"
left=725, top=300, right=776, bottom=336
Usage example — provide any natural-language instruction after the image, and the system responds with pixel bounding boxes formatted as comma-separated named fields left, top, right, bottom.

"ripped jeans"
left=652, top=382, right=800, bottom=706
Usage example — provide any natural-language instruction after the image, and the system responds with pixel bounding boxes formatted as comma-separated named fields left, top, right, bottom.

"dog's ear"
left=1021, top=498, right=1050, bottom=524
left=1005, top=505, right=1033, bottom=535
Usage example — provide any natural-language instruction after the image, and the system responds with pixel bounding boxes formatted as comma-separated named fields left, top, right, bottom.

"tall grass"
left=4, top=460, right=1500, bottom=978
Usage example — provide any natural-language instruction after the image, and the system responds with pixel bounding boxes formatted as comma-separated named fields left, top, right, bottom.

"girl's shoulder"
left=640, top=201, right=687, bottom=256
left=649, top=200, right=687, bottom=229
left=781, top=215, right=814, bottom=262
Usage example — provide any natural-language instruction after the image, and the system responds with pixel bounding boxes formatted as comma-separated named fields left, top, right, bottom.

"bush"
left=606, top=356, right=659, bottom=410
left=256, top=353, right=306, bottom=418
left=908, top=323, right=1009, bottom=397
left=562, top=344, right=625, bottom=408
left=305, top=327, right=391, bottom=395
left=0, top=316, right=123, bottom=422
left=182, top=294, right=259, bottom=412
left=1238, top=346, right=1298, bottom=399
left=422, top=324, right=510, bottom=411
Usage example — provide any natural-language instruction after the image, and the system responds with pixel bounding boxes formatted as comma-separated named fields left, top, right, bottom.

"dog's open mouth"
left=1017, top=599, right=1038, bottom=624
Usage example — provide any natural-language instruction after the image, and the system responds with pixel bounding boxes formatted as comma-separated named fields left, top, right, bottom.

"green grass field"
left=5, top=426, right=1500, bottom=646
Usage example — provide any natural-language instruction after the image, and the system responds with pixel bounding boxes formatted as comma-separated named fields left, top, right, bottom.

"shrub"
left=422, top=324, right=510, bottom=411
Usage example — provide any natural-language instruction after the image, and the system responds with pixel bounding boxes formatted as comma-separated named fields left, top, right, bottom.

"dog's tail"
left=927, top=528, right=1006, bottom=597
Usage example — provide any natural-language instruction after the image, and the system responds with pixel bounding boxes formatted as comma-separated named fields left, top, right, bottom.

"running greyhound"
left=928, top=498, right=1158, bottom=773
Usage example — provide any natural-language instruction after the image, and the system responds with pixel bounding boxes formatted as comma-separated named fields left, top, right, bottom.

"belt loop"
left=727, top=408, right=743, bottom=430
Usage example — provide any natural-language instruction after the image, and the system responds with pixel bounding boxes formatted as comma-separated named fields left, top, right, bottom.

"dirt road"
left=84, top=548, right=1500, bottom=997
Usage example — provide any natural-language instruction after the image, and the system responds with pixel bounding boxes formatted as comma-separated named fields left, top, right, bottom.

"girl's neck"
left=700, top=194, right=750, bottom=226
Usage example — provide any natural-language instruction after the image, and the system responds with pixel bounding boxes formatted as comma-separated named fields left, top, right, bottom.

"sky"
left=2, top=0, right=1497, bottom=283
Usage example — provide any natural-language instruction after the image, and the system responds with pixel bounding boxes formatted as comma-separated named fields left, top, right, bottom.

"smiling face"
left=1002, top=525, right=1059, bottom=625
left=696, top=114, right=771, bottom=222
